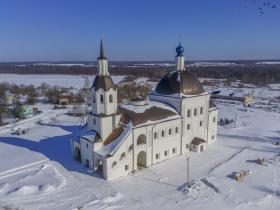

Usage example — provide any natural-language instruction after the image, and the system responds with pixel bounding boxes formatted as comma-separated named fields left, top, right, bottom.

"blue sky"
left=0, top=0, right=280, bottom=61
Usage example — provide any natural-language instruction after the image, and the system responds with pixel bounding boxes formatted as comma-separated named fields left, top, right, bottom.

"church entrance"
left=74, top=147, right=81, bottom=161
left=96, top=160, right=103, bottom=177
left=200, top=145, right=204, bottom=152
left=137, top=151, right=147, bottom=170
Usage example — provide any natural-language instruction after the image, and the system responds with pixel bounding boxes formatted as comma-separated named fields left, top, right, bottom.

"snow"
left=256, top=61, right=280, bottom=65
left=33, top=63, right=96, bottom=67
left=0, top=83, right=280, bottom=209
left=188, top=62, right=239, bottom=67
left=121, top=100, right=178, bottom=114
left=0, top=74, right=126, bottom=88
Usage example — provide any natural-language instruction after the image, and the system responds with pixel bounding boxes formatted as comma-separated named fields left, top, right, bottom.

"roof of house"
left=191, top=137, right=207, bottom=145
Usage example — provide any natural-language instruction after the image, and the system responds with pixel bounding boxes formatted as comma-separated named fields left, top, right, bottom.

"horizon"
left=1, top=58, right=280, bottom=64
left=1, top=0, right=280, bottom=62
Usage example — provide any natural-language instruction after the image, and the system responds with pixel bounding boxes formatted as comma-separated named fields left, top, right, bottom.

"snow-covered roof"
left=150, top=91, right=209, bottom=99
left=80, top=130, right=100, bottom=143
left=95, top=122, right=133, bottom=158
left=120, top=101, right=176, bottom=114
left=119, top=101, right=181, bottom=127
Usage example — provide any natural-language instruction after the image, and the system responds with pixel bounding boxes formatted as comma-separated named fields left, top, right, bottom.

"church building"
left=71, top=41, right=219, bottom=180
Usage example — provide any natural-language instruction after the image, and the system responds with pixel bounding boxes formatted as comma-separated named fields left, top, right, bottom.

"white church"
left=71, top=41, right=219, bottom=180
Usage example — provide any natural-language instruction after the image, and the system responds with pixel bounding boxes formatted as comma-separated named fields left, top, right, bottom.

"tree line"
left=1, top=63, right=280, bottom=86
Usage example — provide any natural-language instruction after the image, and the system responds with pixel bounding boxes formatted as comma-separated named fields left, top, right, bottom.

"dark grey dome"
left=92, top=75, right=116, bottom=91
left=155, top=70, right=204, bottom=95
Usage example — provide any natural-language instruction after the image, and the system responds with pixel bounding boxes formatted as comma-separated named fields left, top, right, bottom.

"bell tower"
left=88, top=40, right=119, bottom=140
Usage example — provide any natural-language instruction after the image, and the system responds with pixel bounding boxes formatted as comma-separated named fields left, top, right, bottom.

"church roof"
left=191, top=137, right=207, bottom=145
left=92, top=75, right=116, bottom=91
left=155, top=70, right=205, bottom=96
left=80, top=130, right=101, bottom=143
left=98, top=40, right=107, bottom=60
left=119, top=101, right=180, bottom=127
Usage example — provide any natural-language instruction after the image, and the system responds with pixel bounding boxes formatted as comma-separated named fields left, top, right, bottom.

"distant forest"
left=1, top=64, right=280, bottom=86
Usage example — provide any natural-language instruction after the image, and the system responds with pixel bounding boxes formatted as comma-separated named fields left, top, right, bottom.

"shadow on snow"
left=0, top=122, right=101, bottom=178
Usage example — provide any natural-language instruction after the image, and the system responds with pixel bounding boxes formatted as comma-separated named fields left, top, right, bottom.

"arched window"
left=154, top=132, right=158, bottom=139
left=100, top=94, right=104, bottom=104
left=137, top=134, right=146, bottom=145
left=128, top=144, right=134, bottom=152
left=112, top=161, right=117, bottom=168
left=120, top=152, right=126, bottom=160
left=200, top=107, right=203, bottom=114
left=187, top=109, right=191, bottom=117
left=109, top=94, right=113, bottom=103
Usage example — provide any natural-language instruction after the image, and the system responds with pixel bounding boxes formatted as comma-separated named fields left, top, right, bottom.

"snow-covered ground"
left=0, top=99, right=280, bottom=209
left=0, top=74, right=280, bottom=209
left=0, top=74, right=126, bottom=88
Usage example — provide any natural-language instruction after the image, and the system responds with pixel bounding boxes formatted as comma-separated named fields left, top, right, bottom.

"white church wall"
left=80, top=138, right=94, bottom=170
left=181, top=94, right=211, bottom=152
left=105, top=132, right=134, bottom=180
left=149, top=94, right=182, bottom=113
left=151, top=119, right=182, bottom=164
left=88, top=114, right=115, bottom=140
left=104, top=88, right=117, bottom=115
left=132, top=127, right=150, bottom=170
left=207, top=108, right=219, bottom=144
left=92, top=88, right=117, bottom=116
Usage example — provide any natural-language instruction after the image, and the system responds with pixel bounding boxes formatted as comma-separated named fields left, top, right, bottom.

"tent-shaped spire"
left=98, top=40, right=107, bottom=60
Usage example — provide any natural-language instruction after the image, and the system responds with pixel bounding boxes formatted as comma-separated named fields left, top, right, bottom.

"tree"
left=26, top=85, right=36, bottom=105
left=12, top=95, right=23, bottom=119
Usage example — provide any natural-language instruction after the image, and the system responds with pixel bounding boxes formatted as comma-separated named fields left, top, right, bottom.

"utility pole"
left=186, top=155, right=190, bottom=186
left=234, top=113, right=237, bottom=128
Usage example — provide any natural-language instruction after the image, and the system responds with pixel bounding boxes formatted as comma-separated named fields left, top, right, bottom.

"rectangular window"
left=175, top=127, right=179, bottom=133
left=154, top=132, right=158, bottom=139
left=213, top=117, right=216, bottom=123
left=169, top=128, right=172, bottom=135
left=200, top=107, right=203, bottom=114
left=200, top=121, right=203, bottom=127
left=187, top=109, right=191, bottom=117
left=212, top=135, right=215, bottom=140
left=125, top=165, right=129, bottom=171
left=86, top=143, right=88, bottom=148
left=194, top=108, right=197, bottom=116
left=161, top=130, right=165, bottom=137
left=156, top=153, right=160, bottom=159
left=187, top=124, right=191, bottom=130
left=172, top=148, right=176, bottom=154
left=164, top=150, right=168, bottom=156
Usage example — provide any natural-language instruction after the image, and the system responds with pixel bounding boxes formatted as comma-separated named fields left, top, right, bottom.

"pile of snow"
left=0, top=164, right=64, bottom=198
